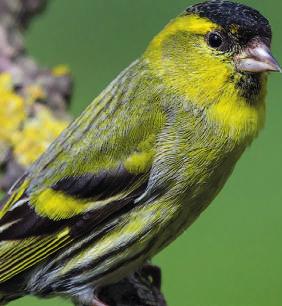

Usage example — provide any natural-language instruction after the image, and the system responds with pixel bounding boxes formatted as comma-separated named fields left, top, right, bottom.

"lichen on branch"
left=0, top=0, right=72, bottom=191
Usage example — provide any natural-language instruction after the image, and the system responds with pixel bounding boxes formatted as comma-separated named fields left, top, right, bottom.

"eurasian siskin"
left=0, top=1, right=280, bottom=305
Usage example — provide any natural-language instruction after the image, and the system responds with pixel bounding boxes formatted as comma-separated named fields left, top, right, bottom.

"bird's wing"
left=0, top=60, right=166, bottom=282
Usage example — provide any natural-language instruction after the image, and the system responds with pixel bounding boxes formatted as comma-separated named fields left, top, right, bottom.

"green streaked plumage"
left=0, top=1, right=278, bottom=305
left=0, top=57, right=244, bottom=302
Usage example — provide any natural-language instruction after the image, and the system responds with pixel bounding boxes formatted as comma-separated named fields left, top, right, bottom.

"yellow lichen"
left=52, top=65, right=71, bottom=77
left=12, top=105, right=69, bottom=166
left=0, top=81, right=26, bottom=144
left=0, top=73, right=13, bottom=90
left=0, top=69, right=71, bottom=168
left=25, top=84, right=46, bottom=104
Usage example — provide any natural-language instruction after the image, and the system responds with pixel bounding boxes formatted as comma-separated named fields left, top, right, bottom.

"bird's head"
left=145, top=0, right=280, bottom=105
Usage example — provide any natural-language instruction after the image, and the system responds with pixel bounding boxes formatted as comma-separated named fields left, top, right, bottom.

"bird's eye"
left=207, top=32, right=223, bottom=49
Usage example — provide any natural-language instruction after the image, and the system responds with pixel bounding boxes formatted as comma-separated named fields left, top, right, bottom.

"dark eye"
left=207, top=32, right=223, bottom=49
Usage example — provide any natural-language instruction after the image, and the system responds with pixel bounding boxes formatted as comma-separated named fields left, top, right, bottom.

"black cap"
left=185, top=1, right=272, bottom=42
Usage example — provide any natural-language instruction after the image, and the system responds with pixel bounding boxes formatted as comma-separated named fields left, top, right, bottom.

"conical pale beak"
left=235, top=42, right=281, bottom=73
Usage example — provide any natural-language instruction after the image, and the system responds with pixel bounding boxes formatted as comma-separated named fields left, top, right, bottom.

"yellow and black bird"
left=0, top=1, right=280, bottom=305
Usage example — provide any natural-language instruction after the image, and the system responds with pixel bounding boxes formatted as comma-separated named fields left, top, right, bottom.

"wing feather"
left=0, top=59, right=165, bottom=283
left=0, top=228, right=71, bottom=282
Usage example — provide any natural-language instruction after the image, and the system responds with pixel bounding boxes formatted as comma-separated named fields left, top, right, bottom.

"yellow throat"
left=144, top=15, right=267, bottom=143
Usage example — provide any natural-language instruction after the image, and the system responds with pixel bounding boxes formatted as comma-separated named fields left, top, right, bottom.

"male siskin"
left=0, top=1, right=280, bottom=305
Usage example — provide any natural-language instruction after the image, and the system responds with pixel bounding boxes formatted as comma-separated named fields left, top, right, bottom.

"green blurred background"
left=10, top=0, right=282, bottom=305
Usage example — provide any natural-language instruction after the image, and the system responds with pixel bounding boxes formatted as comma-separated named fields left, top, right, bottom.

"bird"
left=0, top=1, right=280, bottom=305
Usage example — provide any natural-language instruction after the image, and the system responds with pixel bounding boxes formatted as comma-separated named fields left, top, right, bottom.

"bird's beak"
left=235, top=42, right=281, bottom=73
